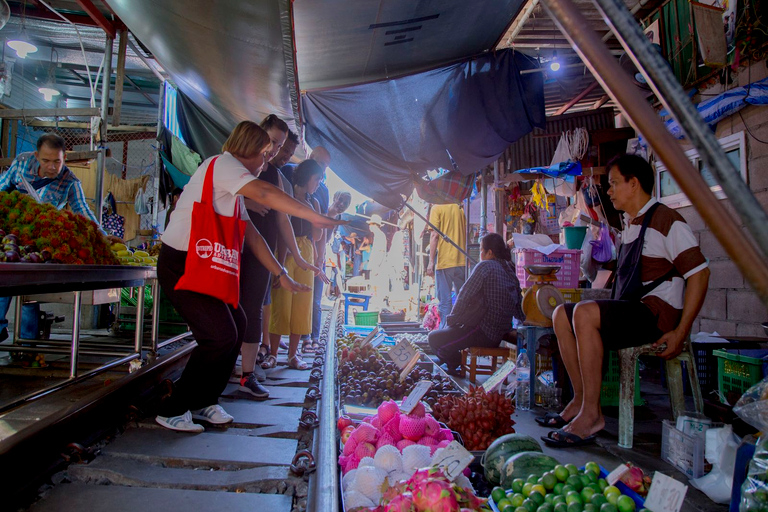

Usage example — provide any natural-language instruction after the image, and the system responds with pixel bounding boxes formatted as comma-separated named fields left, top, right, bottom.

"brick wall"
left=673, top=60, right=768, bottom=337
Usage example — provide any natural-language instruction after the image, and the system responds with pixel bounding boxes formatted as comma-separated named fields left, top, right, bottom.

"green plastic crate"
left=119, top=290, right=189, bottom=335
left=714, top=349, right=768, bottom=404
left=601, top=351, right=643, bottom=407
left=354, top=310, right=379, bottom=326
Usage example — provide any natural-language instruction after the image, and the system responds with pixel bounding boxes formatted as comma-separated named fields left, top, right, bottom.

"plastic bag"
left=733, top=376, right=768, bottom=511
left=135, top=186, right=150, bottom=215
left=690, top=425, right=740, bottom=504
left=580, top=227, right=598, bottom=283
left=422, top=304, right=440, bottom=331
left=590, top=223, right=614, bottom=263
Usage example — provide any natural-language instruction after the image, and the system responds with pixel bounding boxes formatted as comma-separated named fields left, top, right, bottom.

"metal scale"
left=521, top=265, right=565, bottom=327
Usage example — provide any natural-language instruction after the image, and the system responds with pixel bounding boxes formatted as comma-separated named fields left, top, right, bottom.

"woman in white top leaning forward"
left=157, top=121, right=341, bottom=432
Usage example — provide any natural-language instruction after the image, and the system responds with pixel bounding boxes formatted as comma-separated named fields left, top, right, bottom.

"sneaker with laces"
left=155, top=411, right=205, bottom=433
left=190, top=404, right=234, bottom=424
left=239, top=373, right=270, bottom=399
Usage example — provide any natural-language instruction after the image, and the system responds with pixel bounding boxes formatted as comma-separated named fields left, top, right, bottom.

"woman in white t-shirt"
left=156, top=121, right=340, bottom=433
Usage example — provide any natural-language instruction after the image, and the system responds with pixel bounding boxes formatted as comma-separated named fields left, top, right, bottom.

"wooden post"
left=112, top=29, right=128, bottom=127
left=9, top=120, right=18, bottom=159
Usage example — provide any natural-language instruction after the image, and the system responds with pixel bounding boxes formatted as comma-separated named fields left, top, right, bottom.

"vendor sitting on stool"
left=540, top=153, right=709, bottom=448
left=428, top=233, right=524, bottom=375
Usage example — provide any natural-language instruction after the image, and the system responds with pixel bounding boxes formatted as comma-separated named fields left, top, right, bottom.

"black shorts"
left=562, top=300, right=664, bottom=351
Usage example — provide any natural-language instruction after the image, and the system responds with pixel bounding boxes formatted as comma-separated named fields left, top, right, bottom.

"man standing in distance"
left=426, top=203, right=467, bottom=329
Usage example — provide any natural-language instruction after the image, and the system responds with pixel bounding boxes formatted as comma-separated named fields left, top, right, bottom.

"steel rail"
left=539, top=0, right=768, bottom=305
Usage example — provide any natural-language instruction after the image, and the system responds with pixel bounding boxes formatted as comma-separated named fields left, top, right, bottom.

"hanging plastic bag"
left=580, top=227, right=598, bottom=282
left=590, top=223, right=614, bottom=263
left=135, top=186, right=150, bottom=215
left=733, top=376, right=768, bottom=511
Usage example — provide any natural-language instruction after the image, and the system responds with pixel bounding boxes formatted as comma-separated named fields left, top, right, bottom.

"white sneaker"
left=155, top=411, right=205, bottom=433
left=190, top=404, right=234, bottom=425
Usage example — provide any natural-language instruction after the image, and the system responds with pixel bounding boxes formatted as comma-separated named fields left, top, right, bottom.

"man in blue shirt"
left=0, top=133, right=119, bottom=341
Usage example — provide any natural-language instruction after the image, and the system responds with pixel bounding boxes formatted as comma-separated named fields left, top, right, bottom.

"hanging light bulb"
left=549, top=51, right=561, bottom=72
left=7, top=39, right=37, bottom=59
left=38, top=87, right=60, bottom=101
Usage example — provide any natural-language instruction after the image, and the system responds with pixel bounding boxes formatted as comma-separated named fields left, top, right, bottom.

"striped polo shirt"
left=621, top=198, right=708, bottom=333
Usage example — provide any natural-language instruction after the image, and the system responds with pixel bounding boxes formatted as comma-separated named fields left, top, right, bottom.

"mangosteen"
left=40, top=250, right=52, bottom=261
left=0, top=229, right=5, bottom=237
left=3, top=234, right=17, bottom=244
left=5, top=250, right=20, bottom=262
left=23, top=244, right=36, bottom=254
left=27, top=252, right=42, bottom=263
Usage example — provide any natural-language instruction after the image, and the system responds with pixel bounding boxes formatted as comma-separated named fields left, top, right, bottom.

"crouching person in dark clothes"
left=428, top=233, right=524, bottom=375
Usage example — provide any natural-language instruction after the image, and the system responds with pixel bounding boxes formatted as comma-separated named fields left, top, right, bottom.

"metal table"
left=0, top=263, right=164, bottom=413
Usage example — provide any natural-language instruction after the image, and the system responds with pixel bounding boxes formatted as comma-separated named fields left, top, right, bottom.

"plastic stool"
left=618, top=339, right=703, bottom=449
left=342, top=292, right=372, bottom=325
left=459, top=346, right=516, bottom=384
left=516, top=325, right=555, bottom=410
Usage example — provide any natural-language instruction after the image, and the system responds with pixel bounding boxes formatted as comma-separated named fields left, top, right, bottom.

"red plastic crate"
left=514, top=248, right=581, bottom=288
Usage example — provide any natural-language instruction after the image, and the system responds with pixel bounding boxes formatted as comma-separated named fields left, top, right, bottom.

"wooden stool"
left=459, top=346, right=517, bottom=384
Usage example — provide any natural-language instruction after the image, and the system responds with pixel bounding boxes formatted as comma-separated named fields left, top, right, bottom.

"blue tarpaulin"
left=302, top=49, right=545, bottom=208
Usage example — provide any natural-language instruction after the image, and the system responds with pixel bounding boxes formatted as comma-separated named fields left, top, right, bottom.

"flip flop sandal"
left=256, top=345, right=270, bottom=364
left=535, top=413, right=569, bottom=428
left=288, top=355, right=309, bottom=370
left=301, top=340, right=316, bottom=354
left=260, top=355, right=277, bottom=369
left=541, top=429, right=597, bottom=448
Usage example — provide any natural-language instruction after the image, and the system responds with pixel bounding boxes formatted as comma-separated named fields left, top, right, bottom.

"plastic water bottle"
left=516, top=349, right=531, bottom=411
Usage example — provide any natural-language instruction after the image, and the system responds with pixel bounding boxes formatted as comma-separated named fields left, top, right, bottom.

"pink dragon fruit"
left=376, top=432, right=397, bottom=450
left=409, top=469, right=459, bottom=512
left=382, top=414, right=403, bottom=441
left=399, top=414, right=426, bottom=441
left=349, top=422, right=380, bottom=444
left=396, top=439, right=416, bottom=451
left=410, top=401, right=426, bottom=418
left=424, top=415, right=440, bottom=437
left=436, top=428, right=454, bottom=442
left=384, top=492, right=415, bottom=512
left=354, top=441, right=376, bottom=460
left=417, top=436, right=438, bottom=447
left=343, top=436, right=359, bottom=456
left=378, top=399, right=400, bottom=425
left=371, top=415, right=382, bottom=429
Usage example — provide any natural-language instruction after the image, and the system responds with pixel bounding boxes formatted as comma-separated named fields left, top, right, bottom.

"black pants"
left=428, top=324, right=497, bottom=369
left=157, top=245, right=247, bottom=416
left=239, top=242, right=271, bottom=345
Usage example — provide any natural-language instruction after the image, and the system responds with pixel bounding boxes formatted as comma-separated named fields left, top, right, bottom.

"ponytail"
left=481, top=233, right=511, bottom=262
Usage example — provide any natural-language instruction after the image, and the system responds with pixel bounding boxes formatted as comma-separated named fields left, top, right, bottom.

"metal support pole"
left=70, top=291, right=82, bottom=379
left=134, top=284, right=145, bottom=356
left=150, top=279, right=161, bottom=355
left=401, top=202, right=477, bottom=265
left=481, top=170, right=489, bottom=237
left=94, top=36, right=113, bottom=225
left=465, top=195, right=471, bottom=278
left=493, top=161, right=505, bottom=235
left=152, top=81, right=166, bottom=231
left=592, top=0, right=768, bottom=260
left=12, top=297, right=21, bottom=344
left=540, top=0, right=768, bottom=305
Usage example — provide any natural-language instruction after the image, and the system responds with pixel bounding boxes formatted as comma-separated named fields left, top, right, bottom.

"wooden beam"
left=9, top=121, right=18, bottom=160
left=591, top=95, right=610, bottom=109
left=0, top=108, right=101, bottom=119
left=0, top=149, right=110, bottom=167
left=74, top=0, right=116, bottom=39
left=553, top=82, right=600, bottom=116
left=112, top=30, right=128, bottom=127
left=24, top=120, right=156, bottom=132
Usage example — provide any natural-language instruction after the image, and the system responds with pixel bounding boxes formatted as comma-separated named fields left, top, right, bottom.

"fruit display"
left=112, top=243, right=157, bottom=266
left=482, top=434, right=543, bottom=485
left=490, top=461, right=647, bottom=512
left=0, top=191, right=119, bottom=265
left=431, top=387, right=516, bottom=451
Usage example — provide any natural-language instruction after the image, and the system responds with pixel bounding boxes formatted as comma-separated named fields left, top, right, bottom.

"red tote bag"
left=175, top=156, right=246, bottom=307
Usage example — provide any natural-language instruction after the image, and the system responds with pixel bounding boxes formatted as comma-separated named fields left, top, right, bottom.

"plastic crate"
left=692, top=341, right=738, bottom=396
left=515, top=248, right=581, bottom=289
left=354, top=310, right=379, bottom=326
left=661, top=420, right=706, bottom=478
left=601, top=351, right=643, bottom=407
left=560, top=288, right=582, bottom=304
left=714, top=349, right=768, bottom=404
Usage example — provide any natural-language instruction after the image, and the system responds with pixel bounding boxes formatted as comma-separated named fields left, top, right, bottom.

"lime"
left=554, top=504, right=568, bottom=512
left=523, top=498, right=539, bottom=512
left=584, top=505, right=597, bottom=512
left=567, top=502, right=584, bottom=512
left=603, top=486, right=621, bottom=499
left=616, top=495, right=636, bottom=512
left=498, top=498, right=513, bottom=510
left=512, top=478, right=526, bottom=494
left=581, top=487, right=597, bottom=504
left=597, top=479, right=608, bottom=492
left=600, top=504, right=618, bottom=512
left=545, top=494, right=555, bottom=505
left=530, top=490, right=546, bottom=506
left=537, top=504, right=554, bottom=512
left=516, top=508, right=530, bottom=512
left=590, top=494, right=608, bottom=508
left=554, top=483, right=565, bottom=495
left=532, top=484, right=547, bottom=498
left=553, top=495, right=567, bottom=505
left=555, top=465, right=570, bottom=482
left=523, top=482, right=534, bottom=497
left=588, top=483, right=601, bottom=493
left=511, top=493, right=526, bottom=508
left=584, top=472, right=599, bottom=484
left=584, top=462, right=601, bottom=477
left=565, top=464, right=579, bottom=476
left=502, top=505, right=516, bottom=512
left=565, top=491, right=583, bottom=506
left=492, top=487, right=508, bottom=503
left=567, top=475, right=584, bottom=491
left=542, top=472, right=558, bottom=491
left=605, top=493, right=619, bottom=506
left=562, top=485, right=575, bottom=496
left=529, top=474, right=541, bottom=484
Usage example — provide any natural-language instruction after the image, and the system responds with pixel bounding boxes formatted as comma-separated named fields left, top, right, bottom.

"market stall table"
left=0, top=263, right=160, bottom=413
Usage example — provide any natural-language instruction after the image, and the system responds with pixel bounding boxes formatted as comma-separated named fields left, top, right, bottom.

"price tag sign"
left=399, top=352, right=421, bottom=382
left=606, top=464, right=629, bottom=486
left=388, top=339, right=418, bottom=370
left=644, top=472, right=688, bottom=512
left=370, top=333, right=387, bottom=348
left=482, top=360, right=516, bottom=393
left=431, top=441, right=474, bottom=481
left=400, top=380, right=433, bottom=414
left=360, top=327, right=379, bottom=347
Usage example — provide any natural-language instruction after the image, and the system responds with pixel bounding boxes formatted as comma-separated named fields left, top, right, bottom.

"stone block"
left=677, top=206, right=706, bottom=232
left=700, top=289, right=726, bottom=320
left=708, top=260, right=745, bottom=289
left=699, top=318, right=736, bottom=336
left=736, top=322, right=766, bottom=337
left=726, top=290, right=768, bottom=322
left=698, top=230, right=729, bottom=260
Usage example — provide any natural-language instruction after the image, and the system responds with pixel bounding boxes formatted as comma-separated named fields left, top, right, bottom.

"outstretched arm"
left=245, top=222, right=310, bottom=293
left=237, top=180, right=342, bottom=229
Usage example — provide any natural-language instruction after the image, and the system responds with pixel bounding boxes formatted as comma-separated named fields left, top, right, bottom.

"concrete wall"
left=673, top=60, right=768, bottom=336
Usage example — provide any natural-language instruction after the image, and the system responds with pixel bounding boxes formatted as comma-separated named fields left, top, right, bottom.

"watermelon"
left=481, top=434, right=542, bottom=484
left=500, top=451, right=559, bottom=487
